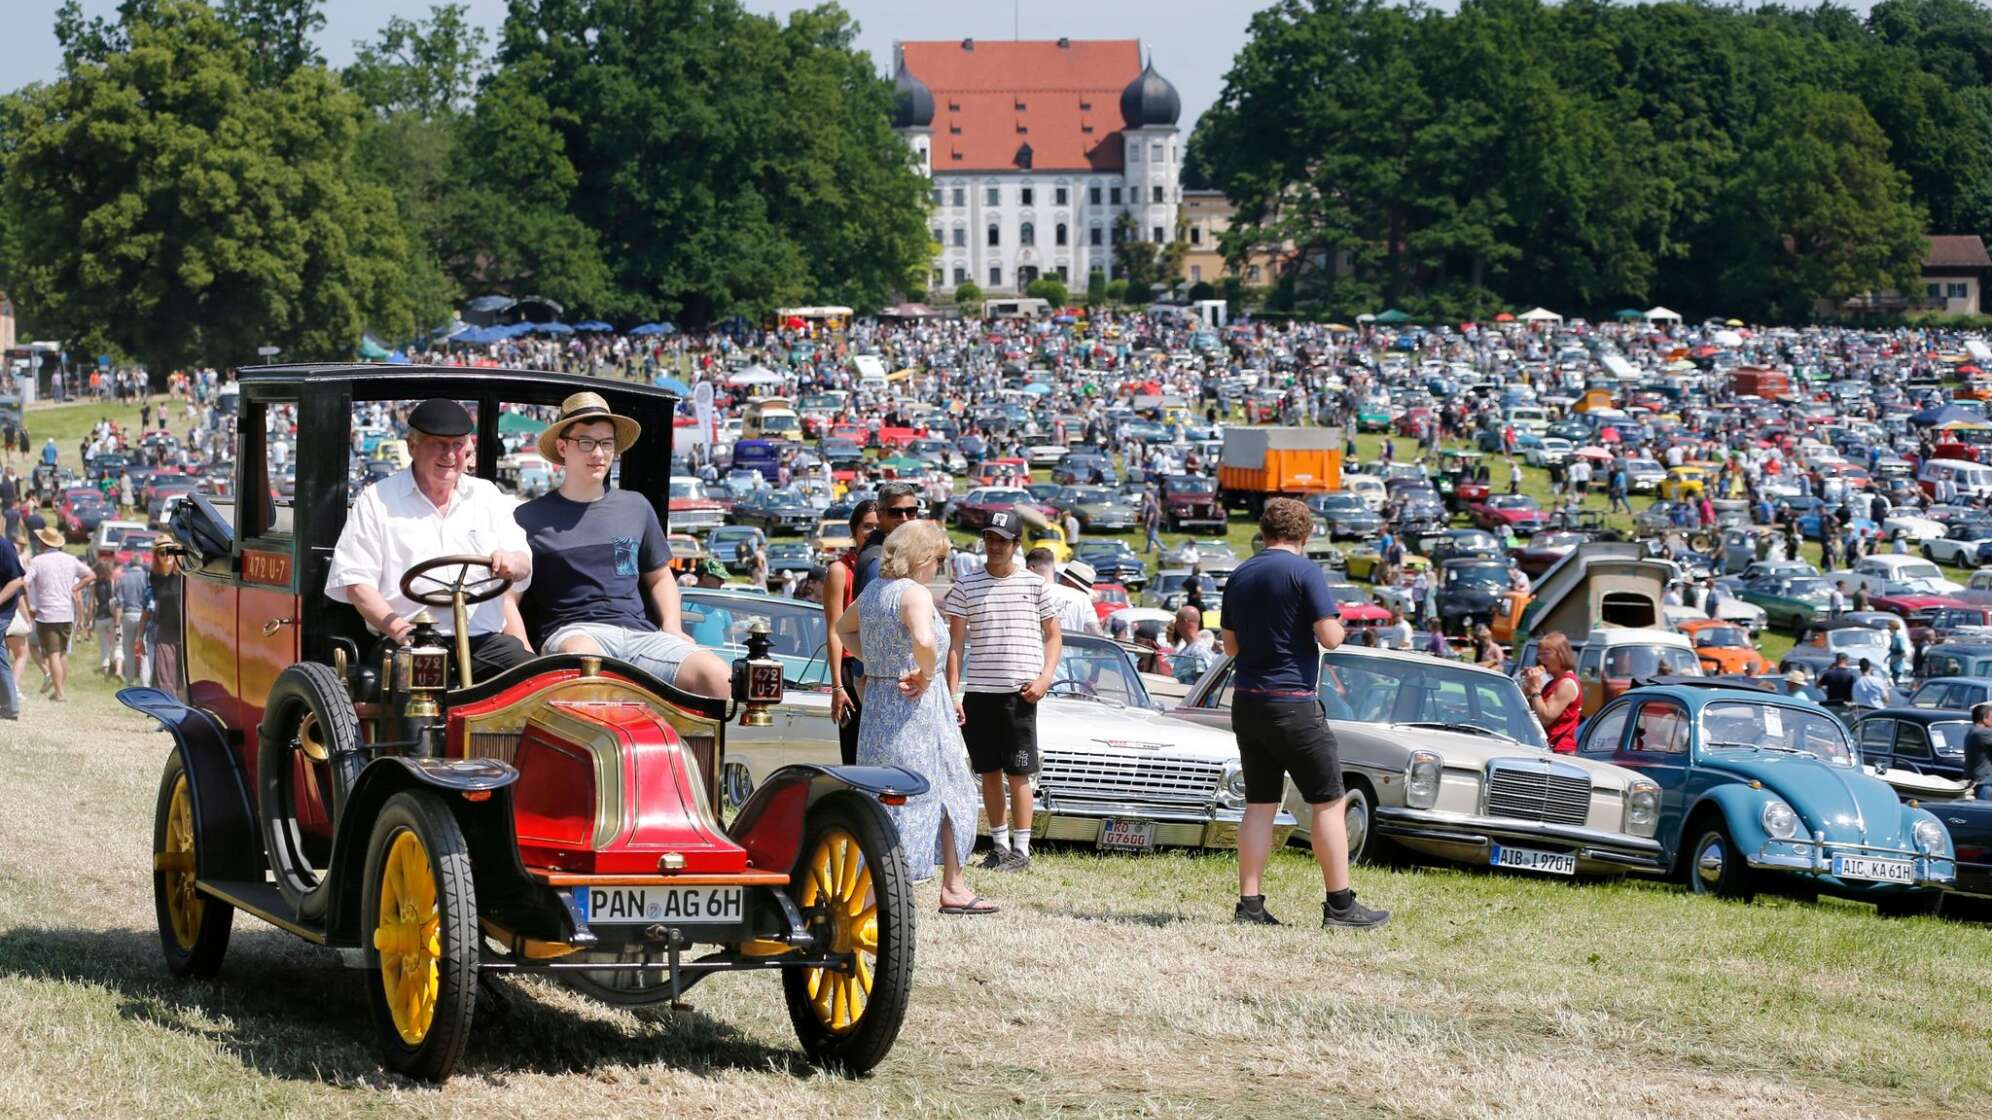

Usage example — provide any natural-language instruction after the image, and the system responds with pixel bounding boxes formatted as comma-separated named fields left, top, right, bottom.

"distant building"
left=1180, top=190, right=1285, bottom=288
left=1921, top=235, right=1989, bottom=314
left=0, top=290, right=13, bottom=352
left=1831, top=233, right=1989, bottom=316
left=892, top=37, right=1183, bottom=297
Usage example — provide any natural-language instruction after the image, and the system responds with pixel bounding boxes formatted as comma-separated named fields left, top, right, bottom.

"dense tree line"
left=0, top=0, right=931, bottom=371
left=1188, top=0, right=1989, bottom=322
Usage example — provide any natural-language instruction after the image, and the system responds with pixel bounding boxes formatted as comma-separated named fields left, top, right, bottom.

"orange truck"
left=1219, top=427, right=1343, bottom=514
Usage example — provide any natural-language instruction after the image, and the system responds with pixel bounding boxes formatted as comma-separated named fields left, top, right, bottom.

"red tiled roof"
left=901, top=39, right=1142, bottom=174
left=1926, top=234, right=1991, bottom=269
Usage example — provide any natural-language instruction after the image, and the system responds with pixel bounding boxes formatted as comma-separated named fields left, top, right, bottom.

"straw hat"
left=537, top=391, right=642, bottom=462
left=33, top=526, right=63, bottom=550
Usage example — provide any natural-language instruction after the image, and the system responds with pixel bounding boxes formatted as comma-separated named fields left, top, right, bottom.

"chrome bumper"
left=1752, top=833, right=1955, bottom=888
left=1375, top=806, right=1666, bottom=871
left=1016, top=798, right=1297, bottom=851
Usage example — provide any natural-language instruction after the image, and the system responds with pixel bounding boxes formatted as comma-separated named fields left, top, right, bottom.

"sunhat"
left=537, top=391, right=642, bottom=462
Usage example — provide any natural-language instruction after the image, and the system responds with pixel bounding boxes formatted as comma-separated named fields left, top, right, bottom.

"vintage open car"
left=130, top=365, right=921, bottom=1082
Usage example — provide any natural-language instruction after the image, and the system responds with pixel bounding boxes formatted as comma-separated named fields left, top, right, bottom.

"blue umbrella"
left=653, top=376, right=691, bottom=395
left=386, top=350, right=412, bottom=365
left=575, top=320, right=614, bottom=332
left=534, top=321, right=576, bottom=335
left=500, top=322, right=536, bottom=338
left=627, top=322, right=665, bottom=336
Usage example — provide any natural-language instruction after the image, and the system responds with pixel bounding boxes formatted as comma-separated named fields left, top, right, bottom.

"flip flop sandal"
left=939, top=896, right=999, bottom=916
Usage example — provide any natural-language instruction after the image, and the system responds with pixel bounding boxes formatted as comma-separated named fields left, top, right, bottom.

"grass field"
left=2, top=667, right=1991, bottom=1118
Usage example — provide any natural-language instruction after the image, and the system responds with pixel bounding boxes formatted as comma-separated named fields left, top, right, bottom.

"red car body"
left=1468, top=497, right=1548, bottom=535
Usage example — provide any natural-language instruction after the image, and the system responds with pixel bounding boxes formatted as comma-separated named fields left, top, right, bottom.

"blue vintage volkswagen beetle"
left=1576, top=682, right=1954, bottom=913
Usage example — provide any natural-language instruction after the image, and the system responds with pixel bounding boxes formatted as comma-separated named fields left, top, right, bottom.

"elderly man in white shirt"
left=326, top=398, right=535, bottom=679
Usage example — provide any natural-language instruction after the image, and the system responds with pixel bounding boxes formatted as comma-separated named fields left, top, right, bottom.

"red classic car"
left=1092, top=583, right=1132, bottom=622
left=128, top=366, right=918, bottom=1083
left=951, top=485, right=1036, bottom=531
left=1468, top=494, right=1548, bottom=536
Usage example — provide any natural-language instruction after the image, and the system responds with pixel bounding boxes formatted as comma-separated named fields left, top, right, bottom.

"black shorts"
left=1233, top=694, right=1345, bottom=804
left=962, top=690, right=1039, bottom=775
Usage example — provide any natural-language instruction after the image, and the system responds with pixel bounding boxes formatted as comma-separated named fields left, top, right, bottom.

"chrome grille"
left=1038, top=751, right=1223, bottom=806
left=1484, top=758, right=1591, bottom=826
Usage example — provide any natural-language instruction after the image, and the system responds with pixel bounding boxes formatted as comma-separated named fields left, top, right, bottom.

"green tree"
left=1105, top=278, right=1129, bottom=305
left=1713, top=87, right=1928, bottom=320
left=953, top=281, right=983, bottom=311
left=344, top=3, right=489, bottom=118
left=467, top=0, right=932, bottom=324
left=1085, top=269, right=1108, bottom=306
left=4, top=0, right=414, bottom=373
left=218, top=0, right=325, bottom=87
left=1025, top=276, right=1068, bottom=307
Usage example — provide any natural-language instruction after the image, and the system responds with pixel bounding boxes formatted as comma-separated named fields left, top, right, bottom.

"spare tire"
left=257, top=662, right=363, bottom=921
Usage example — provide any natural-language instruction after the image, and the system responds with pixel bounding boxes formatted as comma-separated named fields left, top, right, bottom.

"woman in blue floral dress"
left=834, top=519, right=996, bottom=915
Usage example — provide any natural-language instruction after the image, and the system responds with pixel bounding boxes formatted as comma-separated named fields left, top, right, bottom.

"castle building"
left=892, top=37, right=1183, bottom=297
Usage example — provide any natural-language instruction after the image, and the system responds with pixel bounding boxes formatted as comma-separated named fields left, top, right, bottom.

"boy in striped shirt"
left=944, top=509, right=1060, bottom=870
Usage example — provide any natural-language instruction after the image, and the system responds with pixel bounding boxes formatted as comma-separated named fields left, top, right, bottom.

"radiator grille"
left=1484, top=759, right=1592, bottom=826
left=1038, top=751, right=1223, bottom=806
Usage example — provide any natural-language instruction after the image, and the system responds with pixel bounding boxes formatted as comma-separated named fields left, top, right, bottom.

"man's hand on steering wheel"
left=487, top=549, right=531, bottom=583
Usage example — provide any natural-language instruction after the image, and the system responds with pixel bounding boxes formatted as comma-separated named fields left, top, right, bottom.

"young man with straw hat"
left=515, top=391, right=730, bottom=697
left=21, top=525, right=93, bottom=702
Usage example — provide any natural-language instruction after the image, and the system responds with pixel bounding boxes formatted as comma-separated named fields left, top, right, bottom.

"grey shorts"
left=544, top=623, right=700, bottom=686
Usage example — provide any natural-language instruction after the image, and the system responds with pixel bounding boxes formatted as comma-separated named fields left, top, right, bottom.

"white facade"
left=899, top=129, right=1180, bottom=298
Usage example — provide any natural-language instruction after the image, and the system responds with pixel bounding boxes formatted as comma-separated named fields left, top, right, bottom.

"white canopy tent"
left=1519, top=307, right=1563, bottom=324
left=1644, top=306, right=1682, bottom=324
left=728, top=365, right=785, bottom=387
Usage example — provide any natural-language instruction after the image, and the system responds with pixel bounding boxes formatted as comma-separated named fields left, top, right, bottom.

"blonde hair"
left=1537, top=631, right=1576, bottom=675
left=879, top=518, right=949, bottom=579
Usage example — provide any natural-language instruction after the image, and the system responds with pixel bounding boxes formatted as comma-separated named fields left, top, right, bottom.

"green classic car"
left=1356, top=398, right=1394, bottom=432
left=1737, top=574, right=1835, bottom=633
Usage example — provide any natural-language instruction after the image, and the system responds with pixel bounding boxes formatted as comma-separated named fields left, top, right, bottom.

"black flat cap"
left=408, top=398, right=473, bottom=437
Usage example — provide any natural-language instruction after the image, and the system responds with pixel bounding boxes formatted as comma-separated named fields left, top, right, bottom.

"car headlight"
left=1404, top=750, right=1442, bottom=809
left=1623, top=780, right=1660, bottom=838
left=1760, top=798, right=1799, bottom=840
left=1219, top=762, right=1248, bottom=805
left=1914, top=818, right=1947, bottom=856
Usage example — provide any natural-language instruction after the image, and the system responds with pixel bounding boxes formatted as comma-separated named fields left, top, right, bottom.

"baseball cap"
left=984, top=510, right=1021, bottom=540
left=698, top=557, right=729, bottom=580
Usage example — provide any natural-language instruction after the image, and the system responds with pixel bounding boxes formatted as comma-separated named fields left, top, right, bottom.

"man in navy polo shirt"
left=1221, top=497, right=1389, bottom=929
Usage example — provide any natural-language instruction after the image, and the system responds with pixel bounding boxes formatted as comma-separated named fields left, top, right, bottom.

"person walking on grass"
left=1221, top=498, right=1389, bottom=929
left=944, top=509, right=1059, bottom=872
left=21, top=527, right=93, bottom=703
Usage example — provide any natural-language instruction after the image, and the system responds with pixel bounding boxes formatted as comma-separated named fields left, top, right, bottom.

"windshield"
left=1167, top=477, right=1215, bottom=494
left=1894, top=561, right=1944, bottom=582
left=680, top=593, right=828, bottom=685
left=669, top=480, right=706, bottom=499
left=1700, top=701, right=1853, bottom=766
left=1603, top=645, right=1703, bottom=678
left=1317, top=652, right=1548, bottom=749
left=1932, top=722, right=1970, bottom=757
left=1050, top=637, right=1153, bottom=708
left=1446, top=564, right=1512, bottom=588
left=1828, top=628, right=1889, bottom=651
left=1695, top=628, right=1747, bottom=649
left=1784, top=578, right=1829, bottom=598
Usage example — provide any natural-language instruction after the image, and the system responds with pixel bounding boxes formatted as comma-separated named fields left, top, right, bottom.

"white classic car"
left=698, top=603, right=1293, bottom=853
left=1172, top=646, right=1666, bottom=878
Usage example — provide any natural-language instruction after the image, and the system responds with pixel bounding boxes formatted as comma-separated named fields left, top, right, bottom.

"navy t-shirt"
left=514, top=490, right=668, bottom=636
left=1224, top=547, right=1336, bottom=696
left=0, top=538, right=22, bottom=628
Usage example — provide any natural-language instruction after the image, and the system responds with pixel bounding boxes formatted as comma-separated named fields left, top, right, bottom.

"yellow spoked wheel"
left=798, top=828, right=878, bottom=1034
left=375, top=831, right=442, bottom=1044
left=362, top=791, right=477, bottom=1083
left=151, top=753, right=231, bottom=977
left=781, top=796, right=912, bottom=1075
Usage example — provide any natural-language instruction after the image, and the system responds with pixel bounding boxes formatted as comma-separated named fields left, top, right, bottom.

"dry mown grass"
left=1, top=671, right=1989, bottom=1119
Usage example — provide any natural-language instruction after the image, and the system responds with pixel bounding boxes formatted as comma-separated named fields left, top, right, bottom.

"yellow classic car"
left=1658, top=465, right=1706, bottom=501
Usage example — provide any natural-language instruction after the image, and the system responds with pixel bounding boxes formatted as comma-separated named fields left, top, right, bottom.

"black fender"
left=728, top=764, right=931, bottom=876
left=320, top=756, right=587, bottom=948
left=119, top=686, right=263, bottom=881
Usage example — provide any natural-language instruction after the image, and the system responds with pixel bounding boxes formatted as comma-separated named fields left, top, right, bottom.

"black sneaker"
left=1323, top=894, right=1390, bottom=930
left=977, top=847, right=1010, bottom=871
left=1233, top=898, right=1281, bottom=925
left=993, top=849, right=1032, bottom=872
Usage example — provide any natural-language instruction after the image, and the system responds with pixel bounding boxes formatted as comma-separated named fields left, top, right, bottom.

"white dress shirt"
left=326, top=470, right=530, bottom=636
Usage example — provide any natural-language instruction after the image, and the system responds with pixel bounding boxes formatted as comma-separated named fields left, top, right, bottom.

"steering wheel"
left=1047, top=678, right=1097, bottom=698
left=399, top=554, right=513, bottom=607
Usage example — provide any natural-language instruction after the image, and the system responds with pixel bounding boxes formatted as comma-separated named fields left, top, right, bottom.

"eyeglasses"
left=883, top=504, right=918, bottom=519
left=562, top=437, right=618, bottom=454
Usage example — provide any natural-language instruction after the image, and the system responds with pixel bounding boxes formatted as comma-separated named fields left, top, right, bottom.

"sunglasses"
left=882, top=505, right=918, bottom=518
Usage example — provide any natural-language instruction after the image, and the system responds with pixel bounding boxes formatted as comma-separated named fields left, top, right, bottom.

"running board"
left=197, top=879, right=329, bottom=945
